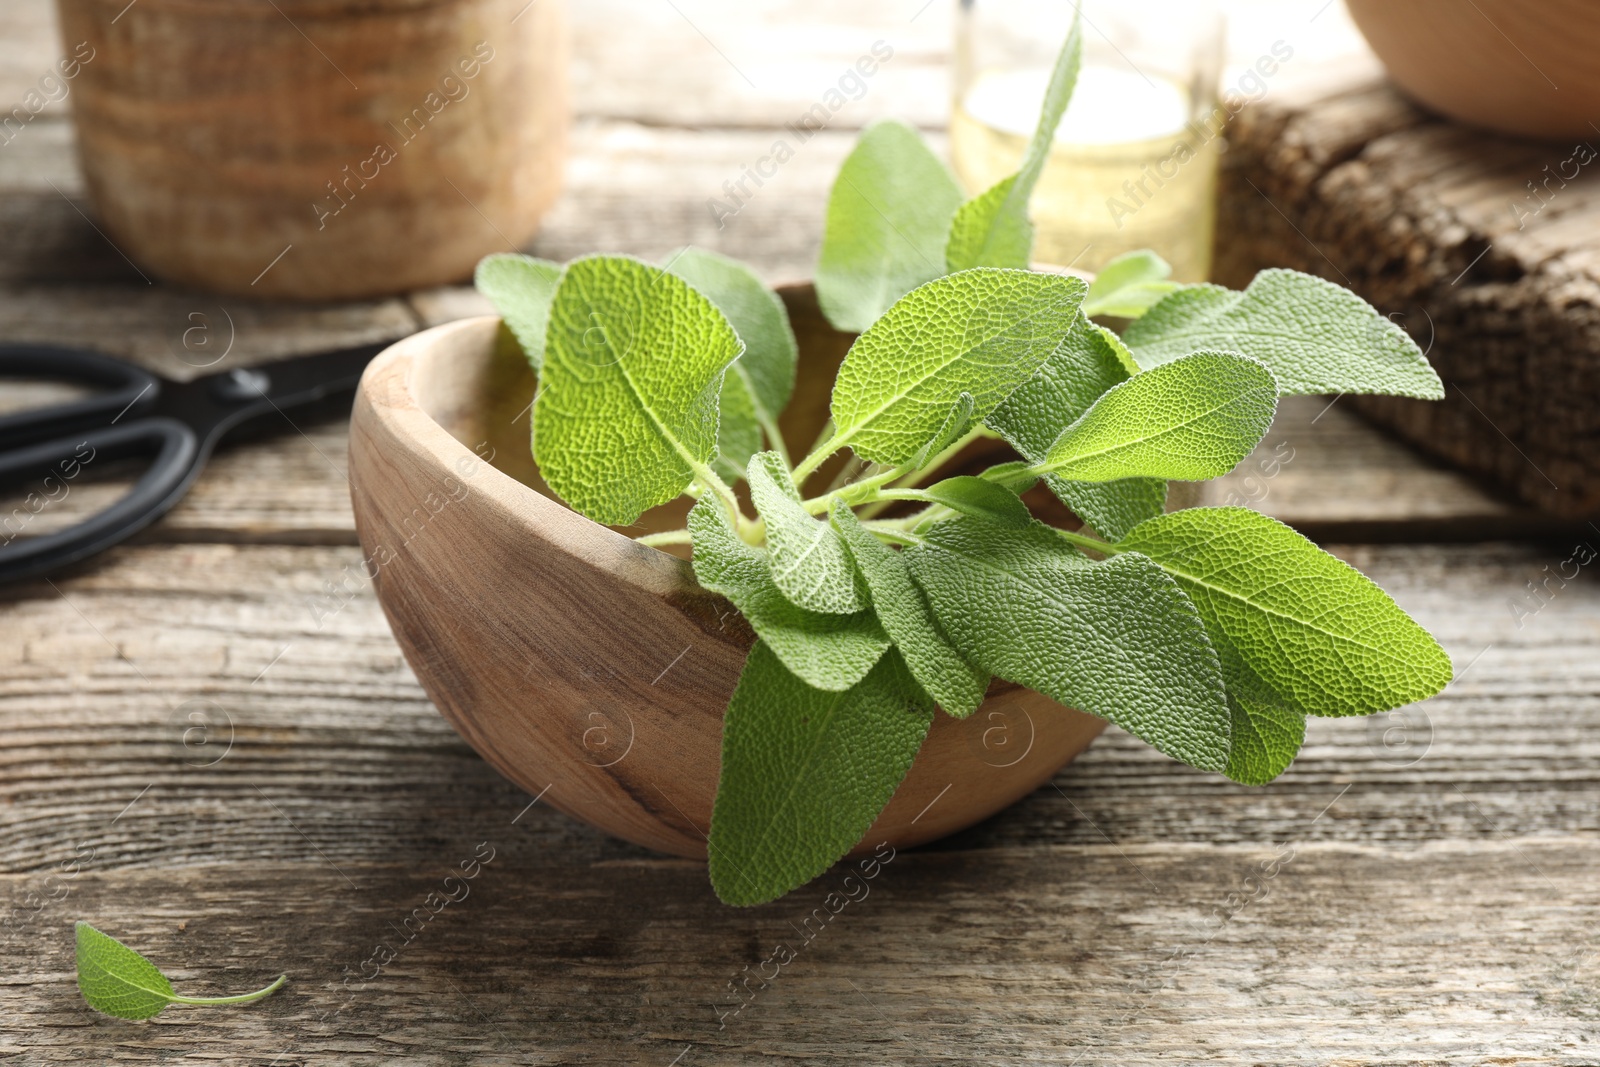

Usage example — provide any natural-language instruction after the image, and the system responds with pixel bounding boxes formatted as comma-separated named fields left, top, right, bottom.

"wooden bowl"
left=347, top=284, right=1107, bottom=860
left=1347, top=0, right=1600, bottom=139
left=56, top=0, right=567, bottom=299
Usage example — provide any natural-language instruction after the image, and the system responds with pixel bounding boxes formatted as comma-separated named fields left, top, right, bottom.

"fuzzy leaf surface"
left=709, top=643, right=932, bottom=905
left=1118, top=507, right=1454, bottom=719
left=829, top=268, right=1086, bottom=465
left=76, top=922, right=176, bottom=1020
left=1123, top=268, right=1444, bottom=398
left=748, top=451, right=868, bottom=614
left=944, top=14, right=1082, bottom=271
left=906, top=517, right=1229, bottom=770
left=1039, top=351, right=1278, bottom=483
left=985, top=313, right=1165, bottom=539
left=689, top=500, right=887, bottom=691
left=534, top=255, right=742, bottom=525
left=1082, top=249, right=1179, bottom=318
left=815, top=120, right=965, bottom=333
left=833, top=504, right=989, bottom=717
left=475, top=253, right=562, bottom=370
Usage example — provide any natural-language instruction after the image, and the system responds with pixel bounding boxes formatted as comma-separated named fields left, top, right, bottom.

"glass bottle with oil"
left=952, top=0, right=1225, bottom=282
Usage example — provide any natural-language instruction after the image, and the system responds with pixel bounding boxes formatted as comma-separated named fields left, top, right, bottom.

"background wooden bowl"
left=348, top=284, right=1107, bottom=860
left=1346, top=0, right=1600, bottom=139
left=55, top=0, right=567, bottom=299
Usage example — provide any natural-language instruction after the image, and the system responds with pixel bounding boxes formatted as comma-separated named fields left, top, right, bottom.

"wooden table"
left=3, top=2, right=1598, bottom=1063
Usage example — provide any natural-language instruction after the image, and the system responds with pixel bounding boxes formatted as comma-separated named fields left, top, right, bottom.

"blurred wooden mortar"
left=55, top=0, right=567, bottom=299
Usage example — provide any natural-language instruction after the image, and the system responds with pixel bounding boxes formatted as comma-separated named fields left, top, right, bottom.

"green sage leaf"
left=666, top=246, right=799, bottom=477
left=76, top=921, right=285, bottom=1020
left=833, top=503, right=989, bottom=718
left=76, top=921, right=176, bottom=1020
left=534, top=255, right=743, bottom=525
left=748, top=451, right=869, bottom=614
left=689, top=500, right=888, bottom=691
left=1081, top=249, right=1180, bottom=319
left=985, top=313, right=1165, bottom=540
left=475, top=253, right=562, bottom=371
left=1122, top=268, right=1444, bottom=398
left=1118, top=507, right=1454, bottom=719
left=826, top=268, right=1086, bottom=466
left=1039, top=351, right=1278, bottom=483
left=1219, top=655, right=1308, bottom=786
left=709, top=642, right=933, bottom=906
left=905, top=517, right=1229, bottom=771
left=944, top=12, right=1082, bottom=271
left=909, top=391, right=976, bottom=469
left=815, top=120, right=966, bottom=333
left=912, top=475, right=1032, bottom=529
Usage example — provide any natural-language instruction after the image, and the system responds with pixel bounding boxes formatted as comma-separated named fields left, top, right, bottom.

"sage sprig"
left=476, top=14, right=1450, bottom=905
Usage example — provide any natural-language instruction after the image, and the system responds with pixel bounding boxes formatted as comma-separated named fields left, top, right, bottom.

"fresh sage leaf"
left=1118, top=507, right=1454, bottom=718
left=1219, top=653, right=1308, bottom=786
left=906, top=517, right=1230, bottom=771
left=76, top=921, right=285, bottom=1020
left=748, top=451, right=869, bottom=614
left=833, top=504, right=989, bottom=717
left=535, top=255, right=743, bottom=526
left=945, top=12, right=1082, bottom=271
left=944, top=176, right=1026, bottom=272
left=1123, top=268, right=1444, bottom=398
left=985, top=313, right=1166, bottom=540
left=689, top=500, right=888, bottom=691
left=816, top=120, right=966, bottom=333
left=475, top=253, right=562, bottom=371
left=666, top=246, right=799, bottom=476
left=909, top=392, right=976, bottom=469
left=708, top=368, right=762, bottom=484
left=1081, top=249, right=1180, bottom=319
left=709, top=642, right=933, bottom=906
left=979, top=460, right=1040, bottom=495
left=1039, top=351, right=1278, bottom=483
left=825, top=268, right=1086, bottom=468
left=912, top=475, right=1032, bottom=529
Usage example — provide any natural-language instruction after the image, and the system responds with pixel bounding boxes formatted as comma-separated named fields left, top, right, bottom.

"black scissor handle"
left=0, top=418, right=199, bottom=584
left=0, top=344, right=160, bottom=451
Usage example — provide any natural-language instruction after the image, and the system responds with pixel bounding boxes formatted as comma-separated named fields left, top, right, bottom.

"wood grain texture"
left=4, top=0, right=1598, bottom=1060
left=1216, top=63, right=1600, bottom=518
left=2, top=539, right=1595, bottom=869
left=3, top=841, right=1598, bottom=1065
left=3, top=537, right=1599, bottom=1062
left=55, top=0, right=568, bottom=299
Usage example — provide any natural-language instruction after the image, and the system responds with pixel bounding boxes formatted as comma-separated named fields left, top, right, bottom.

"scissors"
left=0, top=340, right=391, bottom=584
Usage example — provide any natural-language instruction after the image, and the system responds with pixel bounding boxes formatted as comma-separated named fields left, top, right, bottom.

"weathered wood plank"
left=1, top=841, right=1596, bottom=1065
left=1, top=539, right=1595, bottom=885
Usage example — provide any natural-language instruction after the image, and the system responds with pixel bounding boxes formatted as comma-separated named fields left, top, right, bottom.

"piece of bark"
left=1217, top=66, right=1600, bottom=516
